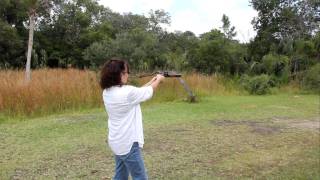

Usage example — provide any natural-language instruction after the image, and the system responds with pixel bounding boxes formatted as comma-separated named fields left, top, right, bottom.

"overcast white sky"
left=98, top=0, right=258, bottom=42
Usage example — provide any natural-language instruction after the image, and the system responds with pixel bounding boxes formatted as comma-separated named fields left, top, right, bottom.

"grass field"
left=0, top=95, right=319, bottom=179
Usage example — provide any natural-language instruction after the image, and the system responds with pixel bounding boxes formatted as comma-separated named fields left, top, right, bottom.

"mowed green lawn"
left=0, top=95, right=319, bottom=179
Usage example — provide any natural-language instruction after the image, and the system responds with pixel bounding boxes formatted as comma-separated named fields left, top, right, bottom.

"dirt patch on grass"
left=286, top=121, right=319, bottom=130
left=212, top=120, right=281, bottom=135
left=212, top=117, right=320, bottom=134
left=270, top=117, right=320, bottom=130
left=251, top=126, right=281, bottom=135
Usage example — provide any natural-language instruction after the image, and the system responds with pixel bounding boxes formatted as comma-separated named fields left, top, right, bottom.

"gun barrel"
left=137, top=71, right=182, bottom=78
left=164, top=74, right=182, bottom=77
left=160, top=71, right=182, bottom=77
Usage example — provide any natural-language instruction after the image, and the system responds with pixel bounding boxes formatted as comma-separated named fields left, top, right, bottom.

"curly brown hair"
left=100, top=58, right=129, bottom=89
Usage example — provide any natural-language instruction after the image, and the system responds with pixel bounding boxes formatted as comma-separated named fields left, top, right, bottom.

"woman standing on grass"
left=100, top=58, right=165, bottom=180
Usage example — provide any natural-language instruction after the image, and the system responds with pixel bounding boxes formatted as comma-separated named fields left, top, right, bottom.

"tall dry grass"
left=138, top=73, right=239, bottom=102
left=0, top=69, right=236, bottom=117
left=0, top=69, right=101, bottom=117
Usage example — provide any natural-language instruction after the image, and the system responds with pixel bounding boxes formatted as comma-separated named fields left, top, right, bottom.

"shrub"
left=262, top=53, right=289, bottom=76
left=249, top=62, right=267, bottom=75
left=303, top=63, right=320, bottom=92
left=270, top=67, right=290, bottom=86
left=241, top=74, right=272, bottom=95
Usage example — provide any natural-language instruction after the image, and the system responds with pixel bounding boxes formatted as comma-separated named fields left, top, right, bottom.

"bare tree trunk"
left=25, top=11, right=35, bottom=82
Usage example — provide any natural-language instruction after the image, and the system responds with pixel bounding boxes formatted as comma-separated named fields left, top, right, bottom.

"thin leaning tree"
left=25, top=0, right=51, bottom=82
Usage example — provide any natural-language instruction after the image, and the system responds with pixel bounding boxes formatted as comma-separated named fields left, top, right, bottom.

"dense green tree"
left=249, top=0, right=319, bottom=61
left=110, top=13, right=149, bottom=33
left=0, top=0, right=53, bottom=70
left=251, top=0, right=319, bottom=40
left=187, top=29, right=247, bottom=75
left=0, top=20, right=24, bottom=68
left=84, top=28, right=161, bottom=71
left=160, top=31, right=199, bottom=70
left=227, top=41, right=248, bottom=75
left=0, top=0, right=27, bottom=68
left=36, top=0, right=110, bottom=68
left=187, top=30, right=228, bottom=74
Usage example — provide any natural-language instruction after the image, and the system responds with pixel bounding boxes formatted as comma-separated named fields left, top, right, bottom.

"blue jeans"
left=113, top=142, right=148, bottom=180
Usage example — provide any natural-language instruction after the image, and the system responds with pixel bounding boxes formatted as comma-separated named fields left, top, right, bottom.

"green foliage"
left=248, top=62, right=263, bottom=75
left=241, top=74, right=273, bottom=95
left=251, top=0, right=319, bottom=40
left=262, top=54, right=289, bottom=75
left=83, top=40, right=111, bottom=68
left=221, top=14, right=236, bottom=39
left=226, top=42, right=248, bottom=75
left=294, top=40, right=317, bottom=57
left=314, top=32, right=320, bottom=53
left=247, top=0, right=319, bottom=89
left=83, top=28, right=165, bottom=70
left=148, top=9, right=171, bottom=33
left=0, top=20, right=24, bottom=68
left=302, top=63, right=320, bottom=92
left=187, top=30, right=225, bottom=74
left=161, top=31, right=198, bottom=71
left=187, top=29, right=247, bottom=75
left=249, top=0, right=319, bottom=63
left=289, top=38, right=319, bottom=77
